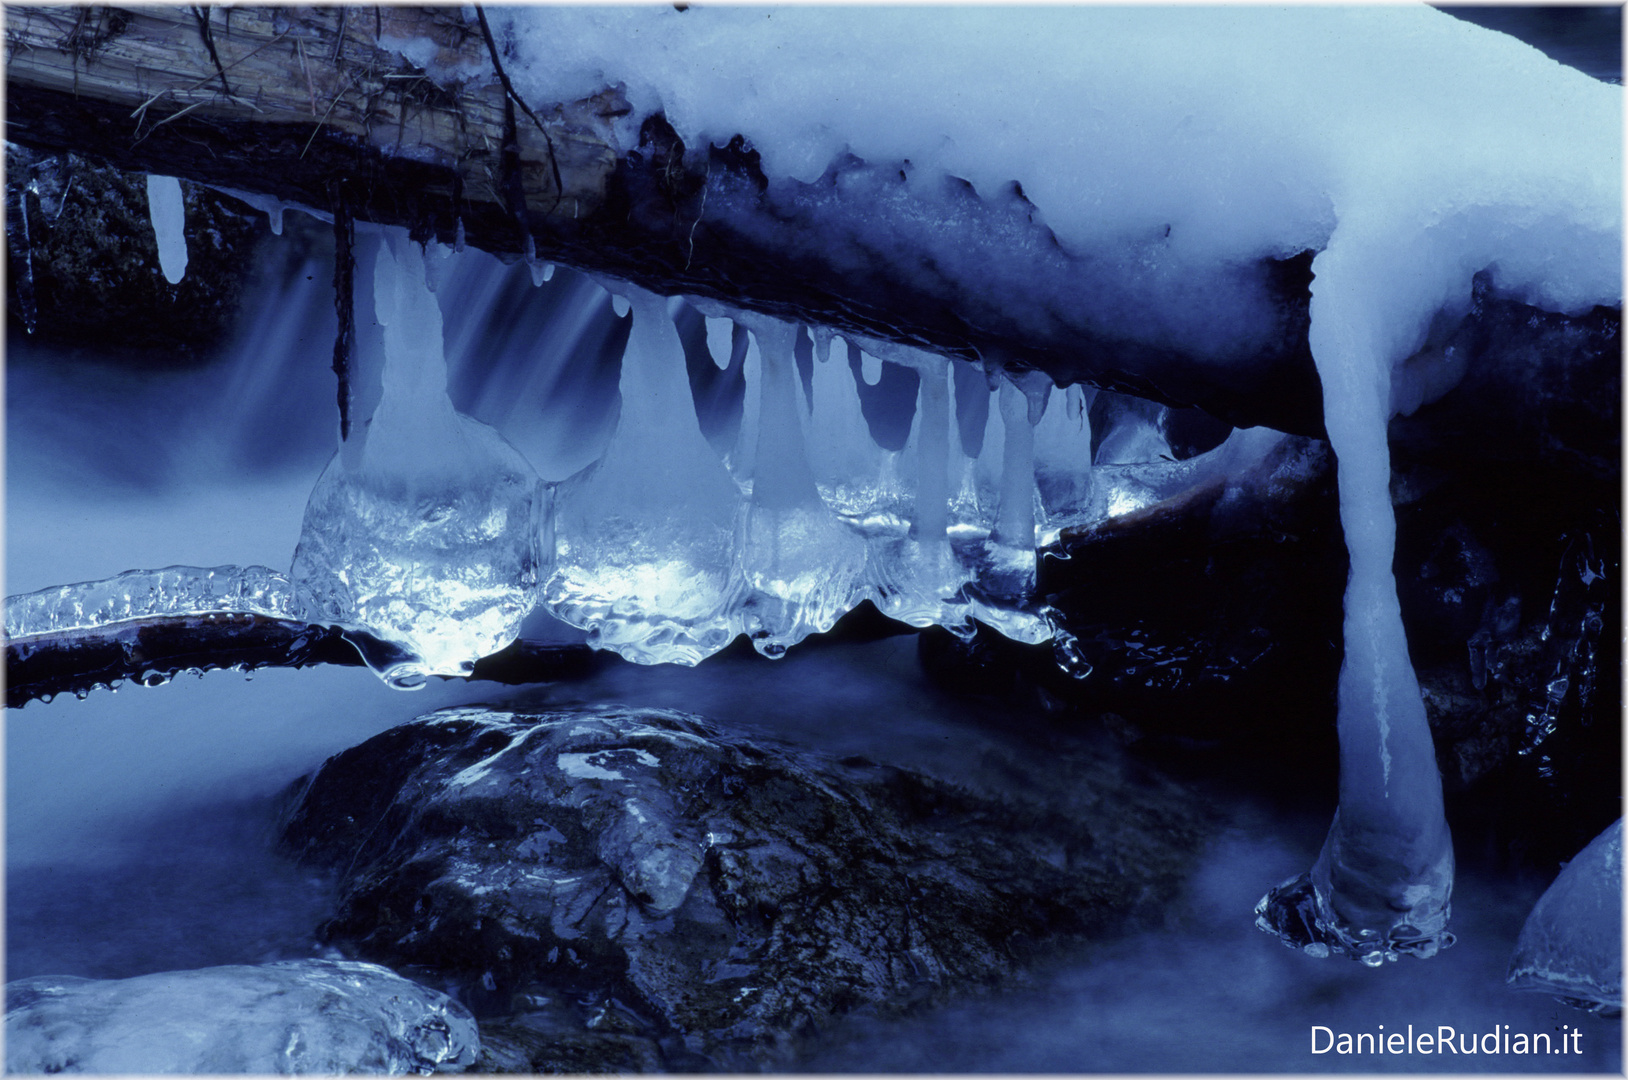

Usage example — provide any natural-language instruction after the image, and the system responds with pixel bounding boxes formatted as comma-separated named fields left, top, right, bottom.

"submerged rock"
left=3, top=958, right=479, bottom=1074
left=1508, top=819, right=1623, bottom=1016
left=278, top=704, right=1201, bottom=1069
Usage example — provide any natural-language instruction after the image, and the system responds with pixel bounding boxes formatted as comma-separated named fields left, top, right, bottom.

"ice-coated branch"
left=4, top=616, right=601, bottom=709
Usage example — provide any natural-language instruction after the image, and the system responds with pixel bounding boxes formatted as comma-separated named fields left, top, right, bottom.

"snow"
left=144, top=174, right=188, bottom=285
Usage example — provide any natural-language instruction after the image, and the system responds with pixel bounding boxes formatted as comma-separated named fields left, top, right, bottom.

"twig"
left=686, top=161, right=711, bottom=272
left=297, top=38, right=316, bottom=116
left=302, top=72, right=355, bottom=159
left=331, top=187, right=355, bottom=441
left=134, top=99, right=207, bottom=145
left=474, top=4, right=564, bottom=212
left=191, top=6, right=232, bottom=97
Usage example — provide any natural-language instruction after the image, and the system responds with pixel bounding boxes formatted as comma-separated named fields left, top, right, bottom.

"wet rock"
left=4, top=958, right=479, bottom=1074
left=1508, top=818, right=1623, bottom=1017
left=278, top=705, right=1202, bottom=1070
left=5, top=144, right=265, bottom=361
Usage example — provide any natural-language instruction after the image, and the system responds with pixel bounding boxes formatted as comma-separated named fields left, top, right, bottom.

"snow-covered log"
left=3, top=4, right=1325, bottom=434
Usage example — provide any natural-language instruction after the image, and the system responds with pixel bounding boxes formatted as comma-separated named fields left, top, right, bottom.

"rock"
left=278, top=705, right=1202, bottom=1069
left=5, top=145, right=265, bottom=361
left=4, top=958, right=480, bottom=1074
left=1508, top=819, right=1623, bottom=1016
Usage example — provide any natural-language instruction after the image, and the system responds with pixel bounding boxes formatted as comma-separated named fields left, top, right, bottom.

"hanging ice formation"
left=543, top=287, right=1121, bottom=662
left=145, top=174, right=188, bottom=285
left=546, top=287, right=744, bottom=664
left=290, top=231, right=547, bottom=687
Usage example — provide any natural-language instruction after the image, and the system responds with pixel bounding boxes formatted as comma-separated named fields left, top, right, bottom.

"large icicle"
left=545, top=286, right=743, bottom=665
left=145, top=174, right=188, bottom=285
left=865, top=351, right=974, bottom=634
left=806, top=337, right=889, bottom=518
left=291, top=230, right=546, bottom=686
left=955, top=374, right=1049, bottom=644
left=1256, top=225, right=1456, bottom=964
left=1032, top=383, right=1096, bottom=546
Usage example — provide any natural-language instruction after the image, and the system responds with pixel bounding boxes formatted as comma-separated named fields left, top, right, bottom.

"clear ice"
left=1508, top=819, right=1623, bottom=1015
left=545, top=287, right=744, bottom=665
left=731, top=315, right=867, bottom=656
left=4, top=564, right=294, bottom=641
left=145, top=174, right=188, bottom=285
left=290, top=231, right=546, bottom=686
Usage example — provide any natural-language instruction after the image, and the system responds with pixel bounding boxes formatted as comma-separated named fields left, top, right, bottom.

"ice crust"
left=4, top=959, right=480, bottom=1074
left=5, top=565, right=293, bottom=641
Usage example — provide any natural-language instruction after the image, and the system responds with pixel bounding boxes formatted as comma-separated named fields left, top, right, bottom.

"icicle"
left=291, top=229, right=546, bottom=687
left=1256, top=226, right=1455, bottom=965
left=957, top=371, right=1048, bottom=646
left=913, top=358, right=951, bottom=550
left=704, top=316, right=734, bottom=370
left=1033, top=383, right=1096, bottom=545
left=730, top=324, right=763, bottom=483
left=733, top=316, right=866, bottom=656
left=545, top=286, right=743, bottom=665
left=860, top=349, right=884, bottom=386
left=993, top=377, right=1037, bottom=549
left=805, top=331, right=888, bottom=517
left=453, top=217, right=466, bottom=253
left=611, top=292, right=631, bottom=318
left=522, top=231, right=554, bottom=286
left=9, top=181, right=38, bottom=334
left=145, top=174, right=188, bottom=285
left=811, top=326, right=834, bottom=365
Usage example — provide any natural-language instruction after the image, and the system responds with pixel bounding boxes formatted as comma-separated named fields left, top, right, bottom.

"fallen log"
left=4, top=3, right=1327, bottom=435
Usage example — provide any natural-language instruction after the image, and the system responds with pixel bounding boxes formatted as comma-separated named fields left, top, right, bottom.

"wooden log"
left=4, top=4, right=1329, bottom=436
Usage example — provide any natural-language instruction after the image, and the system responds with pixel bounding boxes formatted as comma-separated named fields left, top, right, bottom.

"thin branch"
left=331, top=187, right=355, bottom=441
left=191, top=5, right=233, bottom=97
left=474, top=4, right=564, bottom=211
left=5, top=616, right=604, bottom=708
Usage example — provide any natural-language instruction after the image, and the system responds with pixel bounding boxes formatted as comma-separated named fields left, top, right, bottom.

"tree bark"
left=4, top=3, right=1328, bottom=436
